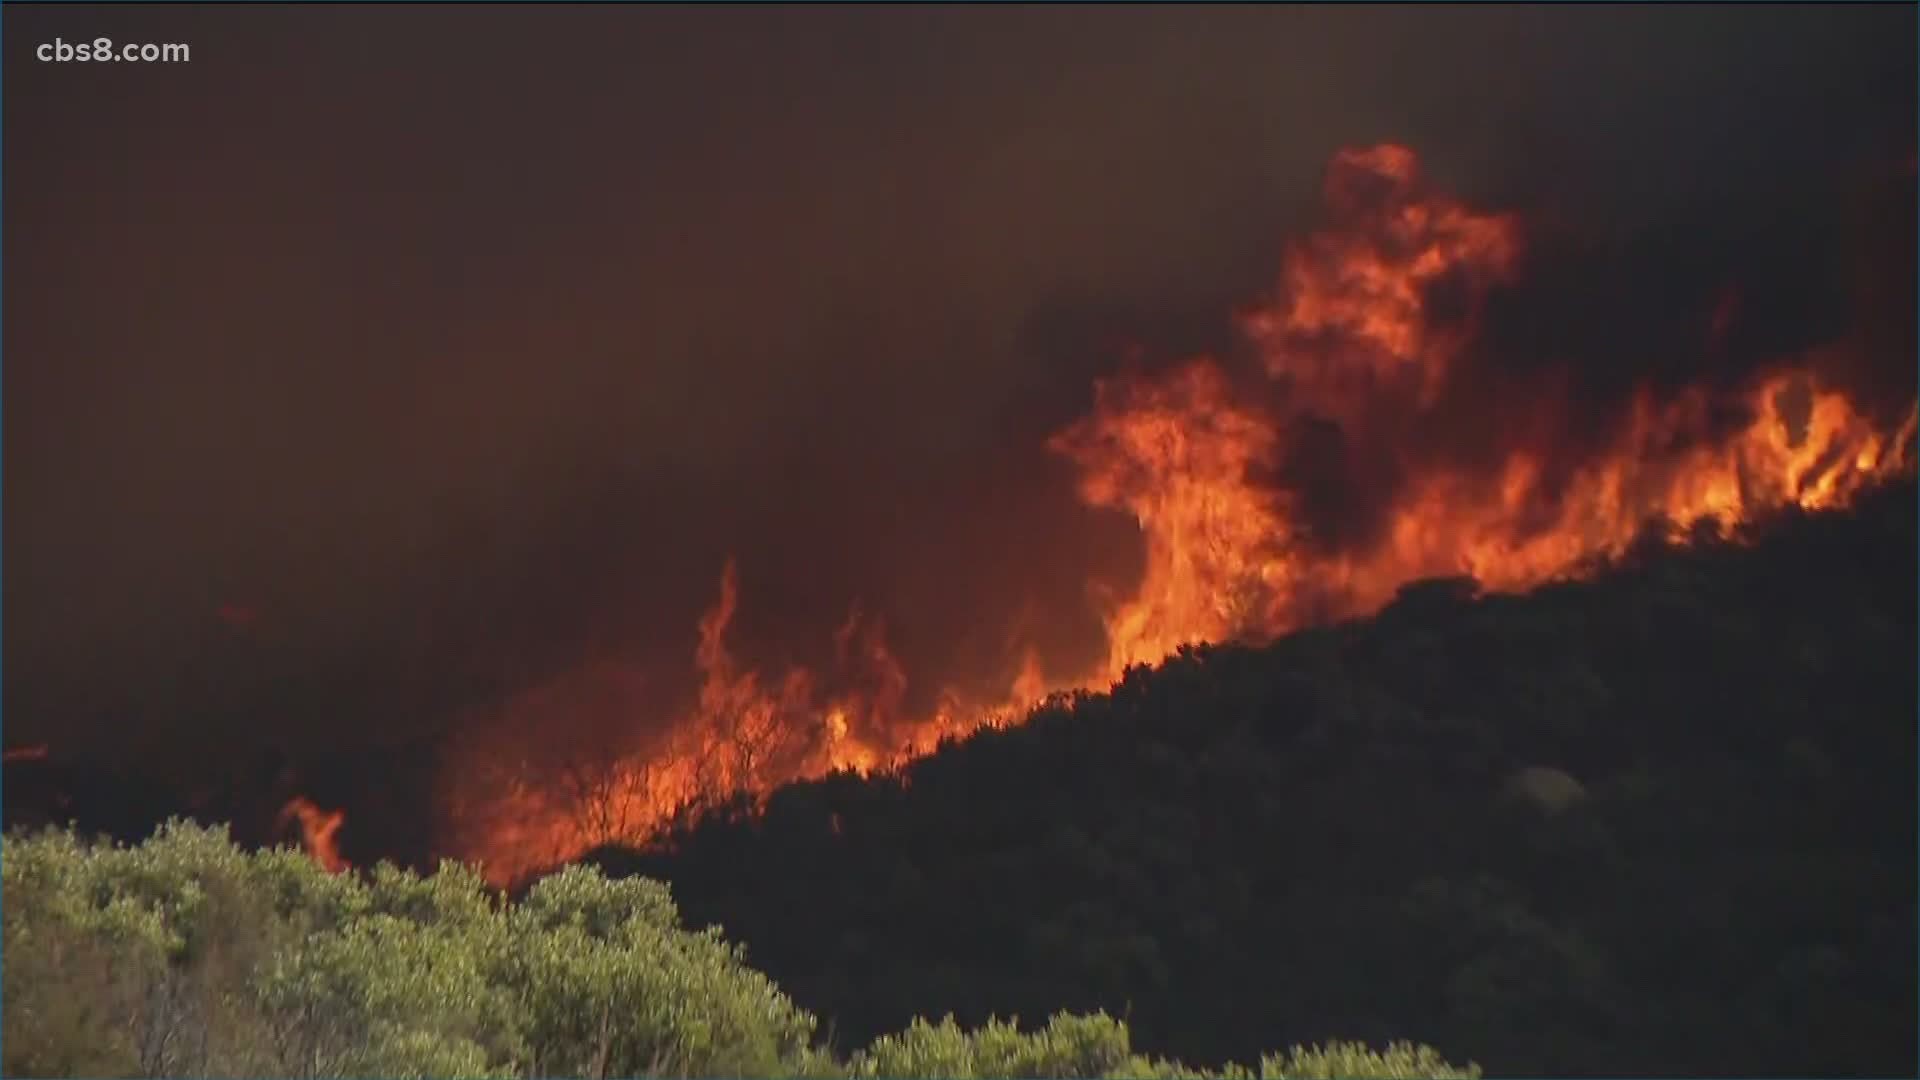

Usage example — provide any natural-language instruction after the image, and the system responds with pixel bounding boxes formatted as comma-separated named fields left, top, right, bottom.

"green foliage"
left=249, top=910, right=508, bottom=1078
left=851, top=1012, right=1134, bottom=1078
left=502, top=865, right=815, bottom=1078
left=1258, top=1042, right=1481, bottom=1080
left=3, top=823, right=1471, bottom=1079
left=2, top=826, right=168, bottom=1076
left=3, top=826, right=813, bottom=1079
left=843, top=1013, right=1476, bottom=1080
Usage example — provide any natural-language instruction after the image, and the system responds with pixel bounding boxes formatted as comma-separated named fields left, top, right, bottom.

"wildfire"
left=1243, top=143, right=1522, bottom=412
left=1047, top=360, right=1292, bottom=678
left=278, top=796, right=348, bottom=874
left=442, top=561, right=1038, bottom=883
left=442, top=144, right=1916, bottom=885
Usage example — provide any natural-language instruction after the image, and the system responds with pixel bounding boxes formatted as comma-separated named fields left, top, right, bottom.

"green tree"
left=500, top=864, right=817, bottom=1078
left=3, top=823, right=1482, bottom=1080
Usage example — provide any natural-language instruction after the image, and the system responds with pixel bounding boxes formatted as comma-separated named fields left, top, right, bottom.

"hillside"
left=583, top=484, right=1919, bottom=1078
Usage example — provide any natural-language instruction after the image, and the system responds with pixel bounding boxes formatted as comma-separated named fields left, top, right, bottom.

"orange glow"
left=442, top=144, right=1916, bottom=885
left=1243, top=143, right=1521, bottom=410
left=278, top=796, right=348, bottom=874
left=1048, top=358, right=1292, bottom=678
left=2, top=744, right=49, bottom=764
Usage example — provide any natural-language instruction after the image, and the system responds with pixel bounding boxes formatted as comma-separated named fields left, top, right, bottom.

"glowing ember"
left=2, top=744, right=50, bottom=764
left=441, top=143, right=1917, bottom=885
left=279, top=796, right=348, bottom=874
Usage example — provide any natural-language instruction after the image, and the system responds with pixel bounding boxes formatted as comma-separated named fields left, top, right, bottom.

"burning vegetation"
left=433, top=144, right=1916, bottom=885
left=277, top=796, right=347, bottom=874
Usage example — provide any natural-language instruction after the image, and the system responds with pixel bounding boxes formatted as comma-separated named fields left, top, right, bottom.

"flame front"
left=443, top=144, right=1916, bottom=884
left=1047, top=360, right=1292, bottom=678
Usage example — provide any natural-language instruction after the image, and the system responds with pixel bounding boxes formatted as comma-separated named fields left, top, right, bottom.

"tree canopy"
left=1, top=822, right=1476, bottom=1080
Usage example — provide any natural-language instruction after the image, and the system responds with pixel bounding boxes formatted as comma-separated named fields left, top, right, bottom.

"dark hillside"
left=588, top=485, right=1919, bottom=1078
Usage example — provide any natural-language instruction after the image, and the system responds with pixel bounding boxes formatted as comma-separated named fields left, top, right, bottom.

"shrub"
left=1, top=823, right=1479, bottom=1080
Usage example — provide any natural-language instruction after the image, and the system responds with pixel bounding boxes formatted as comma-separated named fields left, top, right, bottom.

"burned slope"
left=590, top=483, right=1917, bottom=1078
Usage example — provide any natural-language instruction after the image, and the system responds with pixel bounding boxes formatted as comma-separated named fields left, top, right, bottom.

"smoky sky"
left=3, top=4, right=1914, bottom=769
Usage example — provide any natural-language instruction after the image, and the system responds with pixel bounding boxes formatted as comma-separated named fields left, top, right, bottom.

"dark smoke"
left=3, top=7, right=1913, bottom=852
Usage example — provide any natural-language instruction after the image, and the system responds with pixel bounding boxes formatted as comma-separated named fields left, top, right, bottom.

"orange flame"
left=278, top=796, right=348, bottom=874
left=443, top=144, right=1916, bottom=884
left=1244, top=144, right=1522, bottom=411
left=1051, top=146, right=1914, bottom=673
left=1048, top=360, right=1292, bottom=678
